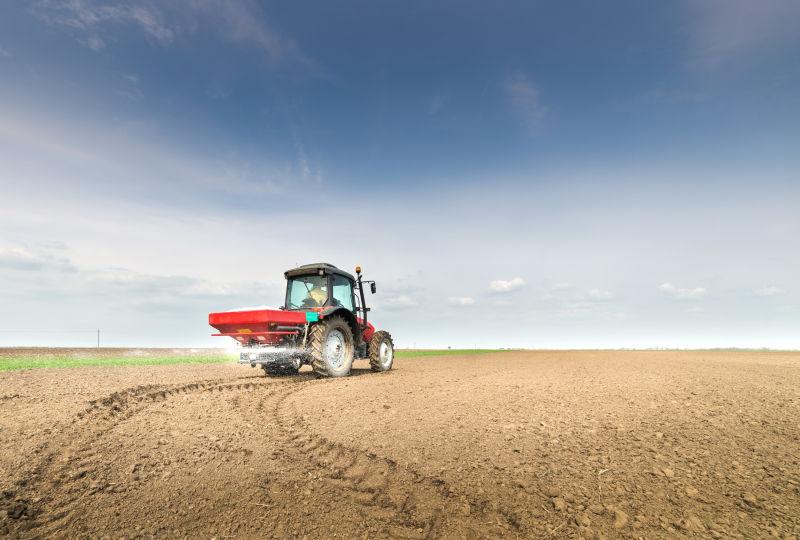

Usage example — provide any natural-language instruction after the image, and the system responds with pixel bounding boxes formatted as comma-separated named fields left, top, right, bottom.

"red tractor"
left=208, top=263, right=394, bottom=377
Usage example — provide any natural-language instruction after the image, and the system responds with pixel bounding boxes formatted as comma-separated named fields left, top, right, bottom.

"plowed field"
left=1, top=350, right=799, bottom=538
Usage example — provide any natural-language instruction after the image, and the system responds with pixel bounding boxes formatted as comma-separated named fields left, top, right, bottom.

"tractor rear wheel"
left=369, top=331, right=394, bottom=372
left=307, top=316, right=355, bottom=377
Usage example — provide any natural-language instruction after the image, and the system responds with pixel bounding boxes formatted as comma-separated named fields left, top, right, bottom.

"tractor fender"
left=318, top=307, right=361, bottom=343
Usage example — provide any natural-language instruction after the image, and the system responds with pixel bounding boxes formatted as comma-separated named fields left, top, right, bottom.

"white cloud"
left=383, top=295, right=418, bottom=310
left=505, top=72, right=547, bottom=125
left=86, top=268, right=272, bottom=307
left=754, top=286, right=785, bottom=297
left=658, top=282, right=707, bottom=299
left=489, top=277, right=525, bottom=293
left=0, top=45, right=11, bottom=58
left=588, top=289, right=615, bottom=300
left=552, top=282, right=572, bottom=291
left=0, top=245, right=75, bottom=272
left=448, top=297, right=475, bottom=306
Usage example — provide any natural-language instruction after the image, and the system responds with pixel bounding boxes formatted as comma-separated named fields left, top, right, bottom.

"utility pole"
left=97, top=328, right=100, bottom=348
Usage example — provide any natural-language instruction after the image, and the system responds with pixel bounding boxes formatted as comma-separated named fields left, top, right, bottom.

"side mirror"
left=370, top=283, right=377, bottom=294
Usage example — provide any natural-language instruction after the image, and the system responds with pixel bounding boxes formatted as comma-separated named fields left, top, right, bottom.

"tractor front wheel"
left=307, top=316, right=355, bottom=377
left=369, top=331, right=394, bottom=372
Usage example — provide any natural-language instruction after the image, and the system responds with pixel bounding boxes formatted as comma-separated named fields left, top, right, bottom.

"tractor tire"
left=369, top=330, right=394, bottom=372
left=307, top=316, right=355, bottom=378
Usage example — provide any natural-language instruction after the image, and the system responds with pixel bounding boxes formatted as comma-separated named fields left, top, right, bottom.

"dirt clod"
left=677, top=514, right=705, bottom=532
left=612, top=509, right=628, bottom=529
left=743, top=492, right=759, bottom=507
left=588, top=503, right=604, bottom=515
left=543, top=486, right=561, bottom=498
left=8, top=503, right=26, bottom=519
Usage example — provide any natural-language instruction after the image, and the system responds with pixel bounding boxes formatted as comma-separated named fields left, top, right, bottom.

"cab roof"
left=284, top=263, right=355, bottom=282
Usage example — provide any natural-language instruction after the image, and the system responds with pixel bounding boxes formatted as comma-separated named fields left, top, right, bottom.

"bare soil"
left=1, top=350, right=799, bottom=539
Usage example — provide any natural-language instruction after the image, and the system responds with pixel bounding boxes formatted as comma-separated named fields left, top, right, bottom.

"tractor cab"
left=283, top=263, right=376, bottom=324
left=284, top=263, right=356, bottom=312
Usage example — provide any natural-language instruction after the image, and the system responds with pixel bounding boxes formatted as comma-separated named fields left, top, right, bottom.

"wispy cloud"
left=588, top=289, right=615, bottom=300
left=0, top=45, right=11, bottom=58
left=31, top=0, right=320, bottom=73
left=190, top=0, right=292, bottom=63
left=0, top=107, right=294, bottom=204
left=685, top=0, right=800, bottom=69
left=428, top=95, right=447, bottom=115
left=383, top=295, right=418, bottom=310
left=32, top=0, right=176, bottom=45
left=658, top=282, right=707, bottom=299
left=85, top=35, right=105, bottom=51
left=489, top=277, right=525, bottom=293
left=554, top=301, right=626, bottom=321
left=0, top=244, right=280, bottom=312
left=88, top=268, right=272, bottom=307
left=505, top=72, right=547, bottom=126
left=448, top=296, right=475, bottom=306
left=754, top=286, right=786, bottom=297
left=289, top=133, right=323, bottom=184
left=0, top=245, right=76, bottom=273
left=117, top=73, right=144, bottom=101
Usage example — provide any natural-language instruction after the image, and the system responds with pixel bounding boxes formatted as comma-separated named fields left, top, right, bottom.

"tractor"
left=208, top=263, right=394, bottom=377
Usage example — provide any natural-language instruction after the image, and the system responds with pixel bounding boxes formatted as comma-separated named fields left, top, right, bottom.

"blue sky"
left=1, top=1, right=798, bottom=348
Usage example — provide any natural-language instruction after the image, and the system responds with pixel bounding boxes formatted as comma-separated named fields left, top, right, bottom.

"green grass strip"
left=0, top=355, right=232, bottom=372
left=0, top=349, right=514, bottom=372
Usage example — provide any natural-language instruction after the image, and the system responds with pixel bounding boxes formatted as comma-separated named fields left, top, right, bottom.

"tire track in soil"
left=9, top=376, right=300, bottom=537
left=267, top=382, right=528, bottom=538
left=9, top=374, right=529, bottom=538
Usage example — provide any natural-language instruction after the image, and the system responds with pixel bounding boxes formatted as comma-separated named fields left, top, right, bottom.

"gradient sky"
left=1, top=1, right=799, bottom=349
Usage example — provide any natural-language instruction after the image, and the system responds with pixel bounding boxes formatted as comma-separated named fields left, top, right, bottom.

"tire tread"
left=368, top=330, right=394, bottom=372
left=308, top=316, right=354, bottom=377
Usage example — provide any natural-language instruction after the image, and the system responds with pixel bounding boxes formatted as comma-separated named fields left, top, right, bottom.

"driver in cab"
left=303, top=284, right=328, bottom=307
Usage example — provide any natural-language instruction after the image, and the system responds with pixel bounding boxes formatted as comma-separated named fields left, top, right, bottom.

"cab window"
left=331, top=274, right=354, bottom=311
left=287, top=275, right=328, bottom=309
